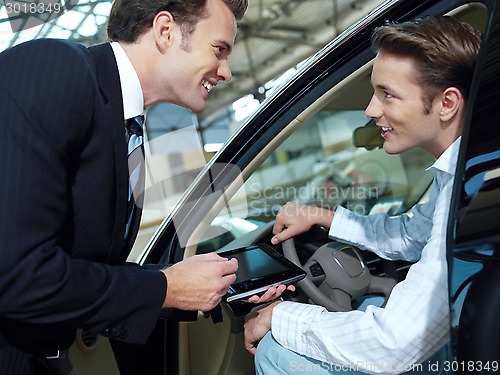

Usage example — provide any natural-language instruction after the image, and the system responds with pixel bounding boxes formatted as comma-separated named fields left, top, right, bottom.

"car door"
left=450, top=0, right=500, bottom=368
left=100, top=0, right=494, bottom=374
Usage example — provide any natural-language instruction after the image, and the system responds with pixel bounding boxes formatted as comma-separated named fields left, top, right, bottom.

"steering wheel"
left=282, top=237, right=397, bottom=312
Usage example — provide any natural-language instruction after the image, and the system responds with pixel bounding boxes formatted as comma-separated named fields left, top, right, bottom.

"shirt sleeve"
left=328, top=177, right=440, bottom=262
left=271, top=179, right=452, bottom=374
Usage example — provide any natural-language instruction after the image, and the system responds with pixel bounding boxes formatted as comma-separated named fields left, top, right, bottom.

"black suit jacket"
left=0, top=39, right=165, bottom=357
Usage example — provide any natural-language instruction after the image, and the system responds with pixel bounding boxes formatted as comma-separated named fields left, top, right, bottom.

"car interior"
left=67, top=2, right=489, bottom=374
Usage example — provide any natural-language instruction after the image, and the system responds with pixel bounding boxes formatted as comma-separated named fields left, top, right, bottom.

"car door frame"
left=449, top=0, right=500, bottom=366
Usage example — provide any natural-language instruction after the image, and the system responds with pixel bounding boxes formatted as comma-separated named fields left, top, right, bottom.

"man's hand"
left=244, top=284, right=296, bottom=304
left=244, top=301, right=281, bottom=354
left=271, top=202, right=335, bottom=244
left=162, top=253, right=238, bottom=311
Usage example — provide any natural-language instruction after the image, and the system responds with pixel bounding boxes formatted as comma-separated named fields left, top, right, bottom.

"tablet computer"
left=218, top=243, right=306, bottom=302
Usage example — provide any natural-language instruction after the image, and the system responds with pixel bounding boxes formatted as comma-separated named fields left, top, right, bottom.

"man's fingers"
left=219, top=257, right=238, bottom=275
left=286, top=284, right=296, bottom=292
left=271, top=229, right=291, bottom=244
left=221, top=272, right=237, bottom=287
left=245, top=287, right=277, bottom=304
left=272, top=222, right=284, bottom=236
left=245, top=342, right=257, bottom=355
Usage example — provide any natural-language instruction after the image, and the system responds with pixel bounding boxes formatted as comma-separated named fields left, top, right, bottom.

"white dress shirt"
left=110, top=42, right=144, bottom=120
left=271, top=138, right=461, bottom=374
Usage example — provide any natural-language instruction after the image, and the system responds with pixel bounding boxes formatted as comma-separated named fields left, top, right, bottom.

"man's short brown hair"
left=372, top=16, right=482, bottom=113
left=107, top=0, right=248, bottom=43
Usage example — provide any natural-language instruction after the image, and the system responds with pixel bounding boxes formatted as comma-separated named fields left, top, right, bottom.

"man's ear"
left=440, top=87, right=463, bottom=122
left=152, top=11, right=176, bottom=51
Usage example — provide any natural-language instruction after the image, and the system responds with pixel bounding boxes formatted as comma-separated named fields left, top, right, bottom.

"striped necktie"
left=125, top=115, right=145, bottom=239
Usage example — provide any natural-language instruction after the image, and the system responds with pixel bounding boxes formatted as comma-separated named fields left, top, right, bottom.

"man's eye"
left=384, top=92, right=394, bottom=99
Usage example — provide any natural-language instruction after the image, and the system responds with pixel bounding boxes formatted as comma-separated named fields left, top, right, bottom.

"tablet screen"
left=231, top=247, right=290, bottom=283
left=218, top=244, right=306, bottom=302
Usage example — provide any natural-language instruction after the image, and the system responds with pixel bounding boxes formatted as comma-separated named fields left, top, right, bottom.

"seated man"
left=244, top=16, right=482, bottom=374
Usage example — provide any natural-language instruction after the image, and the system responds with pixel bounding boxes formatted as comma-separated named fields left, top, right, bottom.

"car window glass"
left=196, top=70, right=435, bottom=254
left=193, top=2, right=489, bottom=255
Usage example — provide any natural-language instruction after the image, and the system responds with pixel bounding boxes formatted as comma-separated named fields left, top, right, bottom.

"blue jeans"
left=255, top=331, right=450, bottom=374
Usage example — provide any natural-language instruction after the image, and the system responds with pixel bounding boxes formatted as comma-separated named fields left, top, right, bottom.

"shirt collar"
left=426, top=136, right=461, bottom=177
left=110, top=42, right=144, bottom=120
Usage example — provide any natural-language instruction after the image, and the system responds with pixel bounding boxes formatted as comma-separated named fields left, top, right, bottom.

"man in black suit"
left=0, top=0, right=288, bottom=373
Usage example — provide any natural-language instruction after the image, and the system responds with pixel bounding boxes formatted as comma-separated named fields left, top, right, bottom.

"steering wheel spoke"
left=282, top=237, right=397, bottom=312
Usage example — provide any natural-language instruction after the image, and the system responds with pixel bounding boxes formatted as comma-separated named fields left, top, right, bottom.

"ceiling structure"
left=0, top=0, right=385, bottom=132
left=208, top=0, right=385, bottom=127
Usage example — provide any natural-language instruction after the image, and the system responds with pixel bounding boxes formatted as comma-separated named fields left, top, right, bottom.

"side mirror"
left=352, top=119, right=384, bottom=150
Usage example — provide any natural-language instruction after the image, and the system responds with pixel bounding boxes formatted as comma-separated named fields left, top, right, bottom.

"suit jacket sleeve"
left=0, top=39, right=166, bottom=345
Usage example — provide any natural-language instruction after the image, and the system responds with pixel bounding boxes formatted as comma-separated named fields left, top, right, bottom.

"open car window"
left=163, top=3, right=489, bottom=260
left=141, top=2, right=488, bottom=263
left=196, top=65, right=435, bottom=254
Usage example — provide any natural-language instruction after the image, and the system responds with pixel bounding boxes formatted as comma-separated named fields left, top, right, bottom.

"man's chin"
left=382, top=143, right=399, bottom=155
left=383, top=143, right=414, bottom=155
left=188, top=102, right=206, bottom=114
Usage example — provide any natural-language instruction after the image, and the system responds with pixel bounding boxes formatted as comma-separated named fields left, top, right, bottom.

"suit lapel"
left=88, top=43, right=131, bottom=262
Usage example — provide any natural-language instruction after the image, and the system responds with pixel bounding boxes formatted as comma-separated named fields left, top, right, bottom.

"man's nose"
left=218, top=60, right=232, bottom=82
left=364, top=95, right=382, bottom=120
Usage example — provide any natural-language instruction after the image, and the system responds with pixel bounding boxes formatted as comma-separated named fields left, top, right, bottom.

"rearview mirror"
left=352, top=119, right=384, bottom=150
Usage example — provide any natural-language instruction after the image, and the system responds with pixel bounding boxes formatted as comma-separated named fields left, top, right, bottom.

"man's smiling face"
left=158, top=0, right=237, bottom=114
left=365, top=51, right=445, bottom=157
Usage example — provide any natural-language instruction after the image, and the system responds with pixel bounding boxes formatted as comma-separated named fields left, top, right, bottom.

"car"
left=68, top=0, right=500, bottom=373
